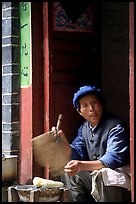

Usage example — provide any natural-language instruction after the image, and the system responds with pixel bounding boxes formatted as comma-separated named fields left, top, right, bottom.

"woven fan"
left=32, top=114, right=70, bottom=176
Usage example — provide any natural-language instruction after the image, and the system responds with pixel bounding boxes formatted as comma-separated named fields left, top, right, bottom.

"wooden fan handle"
left=56, top=114, right=63, bottom=131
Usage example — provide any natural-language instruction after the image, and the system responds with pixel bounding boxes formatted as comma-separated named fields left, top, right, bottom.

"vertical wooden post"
left=129, top=2, right=134, bottom=202
left=19, top=2, right=33, bottom=184
left=43, top=2, right=50, bottom=179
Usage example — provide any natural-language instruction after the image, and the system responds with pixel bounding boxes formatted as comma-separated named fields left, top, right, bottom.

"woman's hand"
left=51, top=126, right=66, bottom=141
left=64, top=160, right=81, bottom=176
left=51, top=126, right=72, bottom=158
left=64, top=160, right=105, bottom=176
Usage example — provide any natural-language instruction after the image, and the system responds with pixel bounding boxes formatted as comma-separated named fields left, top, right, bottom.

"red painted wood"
left=31, top=2, right=44, bottom=178
left=19, top=3, right=44, bottom=184
left=43, top=2, right=50, bottom=179
left=19, top=87, right=32, bottom=184
left=129, top=2, right=134, bottom=202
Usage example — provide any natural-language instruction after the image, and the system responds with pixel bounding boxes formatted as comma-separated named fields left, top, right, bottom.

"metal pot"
left=2, top=154, right=18, bottom=185
left=14, top=185, right=64, bottom=202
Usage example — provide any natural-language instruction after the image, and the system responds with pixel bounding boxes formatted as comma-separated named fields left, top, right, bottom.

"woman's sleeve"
left=99, top=124, right=130, bottom=169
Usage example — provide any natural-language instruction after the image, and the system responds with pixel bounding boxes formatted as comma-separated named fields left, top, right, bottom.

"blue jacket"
left=70, top=113, right=130, bottom=169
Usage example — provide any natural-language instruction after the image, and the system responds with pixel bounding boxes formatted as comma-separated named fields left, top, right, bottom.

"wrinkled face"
left=78, top=94, right=103, bottom=127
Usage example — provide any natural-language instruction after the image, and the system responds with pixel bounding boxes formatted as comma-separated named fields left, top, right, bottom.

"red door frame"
left=129, top=2, right=134, bottom=202
left=19, top=87, right=33, bottom=184
left=19, top=5, right=134, bottom=201
left=42, top=2, right=134, bottom=200
left=43, top=2, right=50, bottom=179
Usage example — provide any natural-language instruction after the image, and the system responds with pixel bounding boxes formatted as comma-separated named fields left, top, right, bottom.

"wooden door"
left=43, top=2, right=100, bottom=144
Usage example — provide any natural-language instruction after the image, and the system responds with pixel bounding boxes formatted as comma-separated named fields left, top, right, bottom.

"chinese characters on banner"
left=20, top=2, right=32, bottom=87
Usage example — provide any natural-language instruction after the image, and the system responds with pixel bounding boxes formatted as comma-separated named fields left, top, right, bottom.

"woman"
left=52, top=85, right=130, bottom=202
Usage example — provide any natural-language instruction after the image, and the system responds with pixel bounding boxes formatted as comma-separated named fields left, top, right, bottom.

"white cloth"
left=90, top=165, right=131, bottom=201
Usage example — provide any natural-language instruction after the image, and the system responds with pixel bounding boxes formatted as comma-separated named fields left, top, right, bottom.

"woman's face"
left=78, top=94, right=103, bottom=127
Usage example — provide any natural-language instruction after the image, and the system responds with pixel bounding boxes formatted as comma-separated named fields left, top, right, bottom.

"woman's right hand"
left=51, top=127, right=72, bottom=158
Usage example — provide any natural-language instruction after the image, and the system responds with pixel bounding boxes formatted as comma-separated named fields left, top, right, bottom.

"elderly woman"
left=52, top=85, right=131, bottom=202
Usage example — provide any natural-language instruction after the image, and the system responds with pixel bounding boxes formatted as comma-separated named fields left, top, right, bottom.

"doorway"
left=43, top=2, right=101, bottom=143
left=32, top=2, right=101, bottom=178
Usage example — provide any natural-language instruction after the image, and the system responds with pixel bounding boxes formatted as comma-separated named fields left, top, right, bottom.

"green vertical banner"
left=20, top=2, right=32, bottom=87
